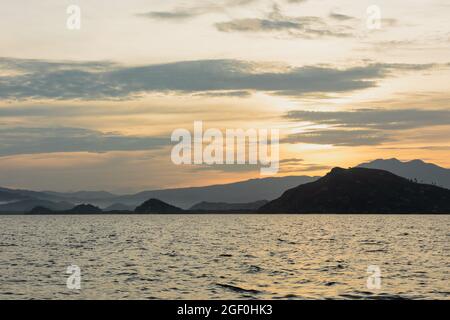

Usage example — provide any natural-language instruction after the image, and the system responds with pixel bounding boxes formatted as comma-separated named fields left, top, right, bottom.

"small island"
left=259, top=167, right=450, bottom=214
left=20, top=167, right=450, bottom=215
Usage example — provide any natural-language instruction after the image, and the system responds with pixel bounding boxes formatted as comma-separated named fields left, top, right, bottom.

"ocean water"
left=0, top=214, right=448, bottom=300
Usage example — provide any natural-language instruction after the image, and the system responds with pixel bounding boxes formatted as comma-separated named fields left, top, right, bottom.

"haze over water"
left=0, top=214, right=448, bottom=299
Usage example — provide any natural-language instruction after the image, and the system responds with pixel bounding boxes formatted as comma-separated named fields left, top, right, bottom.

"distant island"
left=0, top=175, right=318, bottom=212
left=18, top=167, right=450, bottom=215
left=1, top=159, right=450, bottom=215
left=1, top=158, right=450, bottom=213
left=189, top=200, right=268, bottom=212
left=259, top=167, right=450, bottom=214
left=26, top=199, right=265, bottom=215
left=135, top=198, right=184, bottom=214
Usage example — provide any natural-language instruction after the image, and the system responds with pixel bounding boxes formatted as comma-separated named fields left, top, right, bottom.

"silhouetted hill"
left=43, top=190, right=118, bottom=201
left=103, top=203, right=134, bottom=211
left=65, top=204, right=103, bottom=214
left=358, top=158, right=450, bottom=189
left=118, top=176, right=318, bottom=208
left=0, top=199, right=73, bottom=213
left=0, top=188, right=30, bottom=202
left=189, top=200, right=268, bottom=212
left=29, top=206, right=54, bottom=214
left=135, top=199, right=183, bottom=214
left=259, top=167, right=450, bottom=214
left=0, top=187, right=46, bottom=199
left=0, top=176, right=319, bottom=209
left=2, top=159, right=449, bottom=213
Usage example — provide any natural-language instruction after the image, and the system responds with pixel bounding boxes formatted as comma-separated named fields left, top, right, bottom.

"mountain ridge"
left=189, top=200, right=268, bottom=212
left=259, top=167, right=450, bottom=214
left=358, top=158, right=450, bottom=189
left=1, top=158, right=449, bottom=213
left=135, top=198, right=183, bottom=214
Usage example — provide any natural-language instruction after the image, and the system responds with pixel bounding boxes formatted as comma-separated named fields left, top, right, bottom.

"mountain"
left=4, top=158, right=449, bottom=212
left=189, top=200, right=268, bottom=212
left=65, top=204, right=103, bottom=214
left=0, top=187, right=56, bottom=203
left=0, top=188, right=30, bottom=202
left=0, top=187, right=112, bottom=209
left=0, top=199, right=73, bottom=213
left=259, top=167, right=450, bottom=214
left=358, top=158, right=450, bottom=189
left=29, top=206, right=54, bottom=214
left=135, top=199, right=184, bottom=214
left=117, top=176, right=318, bottom=209
left=43, top=190, right=117, bottom=201
left=0, top=176, right=317, bottom=211
left=103, top=203, right=134, bottom=211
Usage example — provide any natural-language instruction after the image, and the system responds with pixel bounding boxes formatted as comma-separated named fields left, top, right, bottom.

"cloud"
left=285, top=108, right=450, bottom=130
left=0, top=105, right=95, bottom=118
left=136, top=0, right=258, bottom=21
left=380, top=146, right=450, bottom=151
left=329, top=12, right=356, bottom=21
left=137, top=10, right=200, bottom=20
left=279, top=158, right=304, bottom=165
left=0, top=57, right=436, bottom=101
left=381, top=18, right=398, bottom=27
left=279, top=164, right=331, bottom=173
left=278, top=158, right=331, bottom=173
left=283, top=129, right=390, bottom=146
left=189, top=157, right=329, bottom=174
left=189, top=163, right=261, bottom=173
left=283, top=108, right=450, bottom=146
left=0, top=57, right=116, bottom=73
left=193, top=90, right=252, bottom=98
left=215, top=5, right=355, bottom=38
left=0, top=127, right=168, bottom=157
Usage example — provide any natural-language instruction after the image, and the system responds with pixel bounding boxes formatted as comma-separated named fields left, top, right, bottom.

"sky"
left=0, top=0, right=449, bottom=193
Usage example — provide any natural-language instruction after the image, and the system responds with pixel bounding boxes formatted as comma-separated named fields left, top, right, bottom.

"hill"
left=117, top=176, right=318, bottom=209
left=189, top=200, right=268, bottom=212
left=358, top=158, right=450, bottom=189
left=0, top=199, right=73, bottom=213
left=259, top=167, right=450, bottom=214
left=135, top=199, right=184, bottom=214
left=65, top=204, right=103, bottom=214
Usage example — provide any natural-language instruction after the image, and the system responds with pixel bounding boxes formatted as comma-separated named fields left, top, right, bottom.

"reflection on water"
left=0, top=214, right=449, bottom=299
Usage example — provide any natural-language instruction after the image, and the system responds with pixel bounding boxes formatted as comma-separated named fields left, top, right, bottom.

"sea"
left=0, top=214, right=448, bottom=299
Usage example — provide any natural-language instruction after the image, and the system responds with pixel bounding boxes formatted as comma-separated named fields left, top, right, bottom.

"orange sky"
left=0, top=0, right=449, bottom=192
